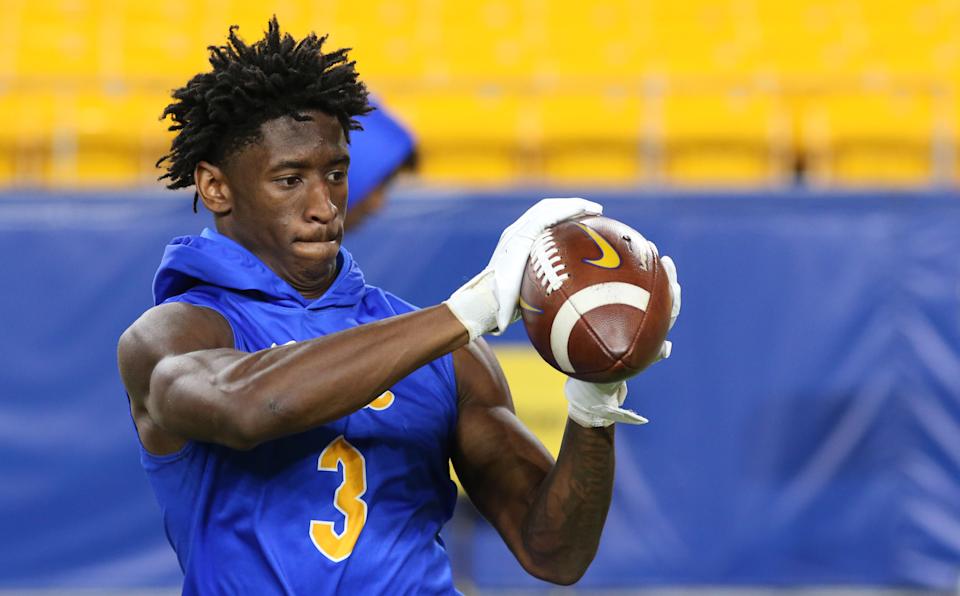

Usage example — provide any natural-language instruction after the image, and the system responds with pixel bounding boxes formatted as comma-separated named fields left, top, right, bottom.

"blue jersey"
left=143, top=228, right=460, bottom=595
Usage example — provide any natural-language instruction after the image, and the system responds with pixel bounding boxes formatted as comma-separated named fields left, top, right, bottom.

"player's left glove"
left=565, top=379, right=647, bottom=428
left=445, top=197, right=602, bottom=340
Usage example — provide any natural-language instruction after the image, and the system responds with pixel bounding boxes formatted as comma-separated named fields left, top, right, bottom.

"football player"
left=118, top=18, right=680, bottom=594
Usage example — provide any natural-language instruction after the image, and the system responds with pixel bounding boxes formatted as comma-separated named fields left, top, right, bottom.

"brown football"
left=520, top=215, right=673, bottom=383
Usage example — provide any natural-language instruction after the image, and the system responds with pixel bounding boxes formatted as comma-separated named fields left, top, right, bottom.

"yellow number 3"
left=309, top=436, right=368, bottom=562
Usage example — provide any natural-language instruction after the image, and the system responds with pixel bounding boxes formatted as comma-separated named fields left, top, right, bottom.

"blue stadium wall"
left=1, top=189, right=960, bottom=590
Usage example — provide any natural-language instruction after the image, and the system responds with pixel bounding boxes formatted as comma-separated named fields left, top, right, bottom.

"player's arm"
left=451, top=339, right=615, bottom=585
left=451, top=247, right=681, bottom=584
left=120, top=198, right=604, bottom=455
left=118, top=301, right=467, bottom=453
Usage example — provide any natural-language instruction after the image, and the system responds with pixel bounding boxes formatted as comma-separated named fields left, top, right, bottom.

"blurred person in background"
left=343, top=98, right=418, bottom=231
left=117, top=18, right=680, bottom=594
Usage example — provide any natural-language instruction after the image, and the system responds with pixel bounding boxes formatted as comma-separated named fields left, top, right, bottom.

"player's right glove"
left=653, top=251, right=681, bottom=362
left=564, top=379, right=648, bottom=428
left=564, top=251, right=681, bottom=427
left=445, top=198, right=602, bottom=340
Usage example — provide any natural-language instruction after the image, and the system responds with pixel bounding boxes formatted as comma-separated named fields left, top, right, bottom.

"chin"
left=289, top=240, right=340, bottom=283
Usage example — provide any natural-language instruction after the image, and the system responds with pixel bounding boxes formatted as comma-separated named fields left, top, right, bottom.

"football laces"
left=530, top=231, right=569, bottom=295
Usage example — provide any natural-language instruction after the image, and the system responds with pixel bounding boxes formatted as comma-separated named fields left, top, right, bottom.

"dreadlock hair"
left=157, top=17, right=373, bottom=212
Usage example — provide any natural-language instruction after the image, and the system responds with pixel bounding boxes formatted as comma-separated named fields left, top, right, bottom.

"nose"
left=304, top=180, right=338, bottom=224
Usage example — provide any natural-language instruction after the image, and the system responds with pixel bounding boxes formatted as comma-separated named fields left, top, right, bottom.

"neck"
left=289, top=256, right=341, bottom=300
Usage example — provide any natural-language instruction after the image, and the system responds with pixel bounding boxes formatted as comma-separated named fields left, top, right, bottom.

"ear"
left=195, top=161, right=232, bottom=215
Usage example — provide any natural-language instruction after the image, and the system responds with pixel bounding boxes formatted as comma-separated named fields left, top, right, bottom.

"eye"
left=326, top=170, right=347, bottom=184
left=276, top=175, right=301, bottom=188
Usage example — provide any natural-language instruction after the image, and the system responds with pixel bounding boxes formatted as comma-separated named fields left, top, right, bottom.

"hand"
left=445, top=198, right=602, bottom=340
left=565, top=378, right=647, bottom=428
left=649, top=245, right=681, bottom=361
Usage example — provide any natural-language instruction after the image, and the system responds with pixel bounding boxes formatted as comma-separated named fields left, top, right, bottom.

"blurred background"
left=3, top=0, right=959, bottom=188
left=1, top=0, right=960, bottom=594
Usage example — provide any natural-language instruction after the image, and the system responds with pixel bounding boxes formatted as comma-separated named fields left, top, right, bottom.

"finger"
left=496, top=306, right=519, bottom=335
left=511, top=199, right=604, bottom=246
left=671, top=285, right=681, bottom=320
left=659, top=340, right=672, bottom=360
left=594, top=405, right=649, bottom=425
left=660, top=256, right=681, bottom=325
left=539, top=197, right=603, bottom=215
left=532, top=198, right=603, bottom=227
left=661, top=255, right=677, bottom=284
left=494, top=271, right=522, bottom=331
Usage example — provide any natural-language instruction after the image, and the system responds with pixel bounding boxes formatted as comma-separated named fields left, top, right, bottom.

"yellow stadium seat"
left=0, top=94, right=16, bottom=183
left=643, top=3, right=751, bottom=77
left=323, top=0, right=429, bottom=80
left=386, top=90, right=524, bottom=183
left=0, top=1, right=22, bottom=80
left=417, top=147, right=523, bottom=185
left=804, top=91, right=937, bottom=186
left=39, top=91, right=171, bottom=187
left=15, top=15, right=101, bottom=78
left=0, top=92, right=58, bottom=185
left=116, top=5, right=207, bottom=80
left=660, top=92, right=786, bottom=185
left=393, top=90, right=524, bottom=145
left=44, top=93, right=130, bottom=186
left=542, top=146, right=643, bottom=185
left=535, top=92, right=645, bottom=183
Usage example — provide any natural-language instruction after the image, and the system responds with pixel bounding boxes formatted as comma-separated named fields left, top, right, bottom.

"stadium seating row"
left=0, top=0, right=956, bottom=186
left=0, top=88, right=948, bottom=187
left=6, top=0, right=958, bottom=80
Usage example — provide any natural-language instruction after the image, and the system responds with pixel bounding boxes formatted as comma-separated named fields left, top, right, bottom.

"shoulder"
left=119, top=302, right=233, bottom=361
left=118, top=302, right=235, bottom=454
left=117, top=302, right=233, bottom=401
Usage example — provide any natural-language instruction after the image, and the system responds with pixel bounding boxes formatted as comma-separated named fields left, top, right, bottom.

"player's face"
left=222, top=110, right=350, bottom=299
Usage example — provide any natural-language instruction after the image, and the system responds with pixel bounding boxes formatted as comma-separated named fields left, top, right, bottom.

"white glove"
left=444, top=269, right=499, bottom=341
left=445, top=198, right=602, bottom=340
left=565, top=378, right=648, bottom=428
left=648, top=244, right=681, bottom=362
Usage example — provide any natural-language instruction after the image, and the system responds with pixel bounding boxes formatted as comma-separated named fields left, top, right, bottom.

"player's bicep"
left=451, top=340, right=555, bottom=557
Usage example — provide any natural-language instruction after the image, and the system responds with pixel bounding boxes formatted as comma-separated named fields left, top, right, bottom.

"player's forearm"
left=520, top=420, right=615, bottom=584
left=230, top=304, right=469, bottom=440
left=155, top=305, right=469, bottom=448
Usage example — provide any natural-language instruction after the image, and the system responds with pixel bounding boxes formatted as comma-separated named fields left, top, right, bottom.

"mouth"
left=293, top=237, right=337, bottom=245
left=291, top=230, right=342, bottom=260
left=293, top=230, right=341, bottom=245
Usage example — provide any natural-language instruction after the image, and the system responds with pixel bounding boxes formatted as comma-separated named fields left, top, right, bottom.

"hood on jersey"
left=153, top=227, right=366, bottom=310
